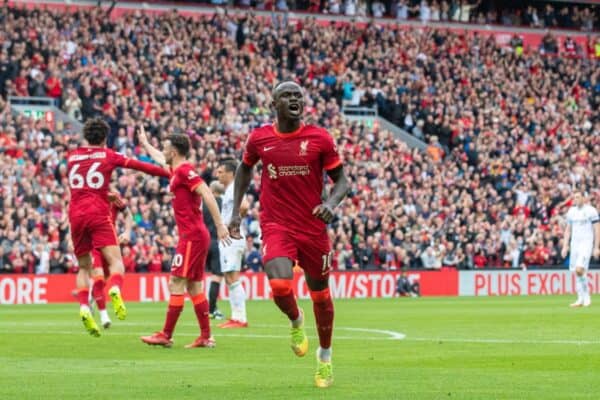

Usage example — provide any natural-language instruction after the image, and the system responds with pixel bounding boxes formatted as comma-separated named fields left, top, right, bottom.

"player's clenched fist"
left=312, top=203, right=335, bottom=224
left=228, top=215, right=242, bottom=240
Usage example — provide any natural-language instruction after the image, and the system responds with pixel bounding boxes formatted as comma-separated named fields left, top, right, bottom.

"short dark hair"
left=219, top=159, right=238, bottom=174
left=83, top=118, right=109, bottom=145
left=272, top=80, right=301, bottom=98
left=167, top=134, right=190, bottom=157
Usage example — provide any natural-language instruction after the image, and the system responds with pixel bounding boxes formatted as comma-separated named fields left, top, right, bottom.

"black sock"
left=209, top=280, right=220, bottom=314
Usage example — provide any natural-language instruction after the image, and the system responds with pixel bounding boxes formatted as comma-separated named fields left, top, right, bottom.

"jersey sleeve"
left=242, top=131, right=260, bottom=167
left=109, top=149, right=170, bottom=178
left=320, top=130, right=342, bottom=171
left=181, top=165, right=204, bottom=192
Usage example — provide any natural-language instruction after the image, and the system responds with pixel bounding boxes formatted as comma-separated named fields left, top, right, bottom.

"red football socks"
left=270, top=279, right=300, bottom=322
left=310, top=288, right=334, bottom=349
left=162, top=294, right=184, bottom=339
left=77, top=288, right=90, bottom=307
left=191, top=293, right=211, bottom=339
left=107, top=273, right=124, bottom=291
left=91, top=276, right=106, bottom=311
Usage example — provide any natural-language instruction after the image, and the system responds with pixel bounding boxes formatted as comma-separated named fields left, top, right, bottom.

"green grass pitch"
left=1, top=296, right=599, bottom=399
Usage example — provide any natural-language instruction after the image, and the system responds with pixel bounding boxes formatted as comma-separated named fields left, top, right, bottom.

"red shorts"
left=70, top=213, right=118, bottom=258
left=262, top=223, right=332, bottom=281
left=91, top=248, right=110, bottom=277
left=170, top=239, right=209, bottom=282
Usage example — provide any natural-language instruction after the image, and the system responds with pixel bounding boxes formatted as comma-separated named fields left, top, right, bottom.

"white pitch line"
left=406, top=337, right=600, bottom=345
left=0, top=321, right=406, bottom=340
left=0, top=322, right=600, bottom=346
left=2, top=329, right=598, bottom=345
left=2, top=322, right=599, bottom=344
left=0, top=330, right=402, bottom=341
left=338, top=327, right=406, bottom=340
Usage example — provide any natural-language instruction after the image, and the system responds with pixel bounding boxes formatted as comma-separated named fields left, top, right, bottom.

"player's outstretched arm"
left=313, top=165, right=350, bottom=224
left=121, top=157, right=170, bottom=178
left=195, top=182, right=231, bottom=246
left=137, top=125, right=167, bottom=168
left=230, top=162, right=253, bottom=238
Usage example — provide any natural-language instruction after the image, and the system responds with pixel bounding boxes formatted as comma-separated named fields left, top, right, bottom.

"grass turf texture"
left=1, top=296, right=599, bottom=399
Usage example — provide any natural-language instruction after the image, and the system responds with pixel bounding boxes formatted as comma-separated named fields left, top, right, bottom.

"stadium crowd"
left=0, top=4, right=599, bottom=274
left=170, top=0, right=599, bottom=31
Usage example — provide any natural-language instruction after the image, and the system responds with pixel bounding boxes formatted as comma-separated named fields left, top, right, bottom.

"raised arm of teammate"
left=312, top=165, right=350, bottom=224
left=195, top=182, right=231, bottom=246
left=229, top=162, right=253, bottom=239
left=137, top=125, right=168, bottom=168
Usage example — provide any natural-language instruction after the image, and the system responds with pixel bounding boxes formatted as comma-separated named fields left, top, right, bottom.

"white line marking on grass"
left=3, top=321, right=597, bottom=345
left=1, top=330, right=399, bottom=341
left=248, top=324, right=406, bottom=340
left=405, top=337, right=600, bottom=345
left=0, top=321, right=406, bottom=340
left=2, top=325, right=598, bottom=345
left=337, top=327, right=406, bottom=340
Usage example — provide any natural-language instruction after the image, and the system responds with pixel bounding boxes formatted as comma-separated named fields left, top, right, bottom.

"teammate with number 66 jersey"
left=68, top=144, right=169, bottom=254
left=67, top=118, right=169, bottom=338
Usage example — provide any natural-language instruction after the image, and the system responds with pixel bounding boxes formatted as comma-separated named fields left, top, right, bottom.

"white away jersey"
left=221, top=183, right=235, bottom=226
left=566, top=205, right=599, bottom=249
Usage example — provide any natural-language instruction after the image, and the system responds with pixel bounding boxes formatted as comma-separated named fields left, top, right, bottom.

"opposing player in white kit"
left=216, top=160, right=250, bottom=328
left=561, top=191, right=600, bottom=307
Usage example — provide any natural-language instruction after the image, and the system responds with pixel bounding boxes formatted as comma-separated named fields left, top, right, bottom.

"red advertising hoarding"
left=0, top=269, right=458, bottom=305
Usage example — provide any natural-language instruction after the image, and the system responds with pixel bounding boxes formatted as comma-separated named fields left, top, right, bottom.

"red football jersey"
left=242, top=123, right=342, bottom=235
left=67, top=146, right=168, bottom=217
left=169, top=162, right=208, bottom=240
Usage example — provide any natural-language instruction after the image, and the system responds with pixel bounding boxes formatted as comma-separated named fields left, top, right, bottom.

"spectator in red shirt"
left=523, top=244, right=538, bottom=267
left=122, top=246, right=136, bottom=273
left=473, top=250, right=488, bottom=268
left=147, top=246, right=163, bottom=273
left=45, top=70, right=62, bottom=103
left=534, top=240, right=550, bottom=265
left=14, top=69, right=29, bottom=97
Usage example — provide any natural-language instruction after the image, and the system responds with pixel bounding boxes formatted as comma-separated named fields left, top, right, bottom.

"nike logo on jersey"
left=264, top=146, right=276, bottom=152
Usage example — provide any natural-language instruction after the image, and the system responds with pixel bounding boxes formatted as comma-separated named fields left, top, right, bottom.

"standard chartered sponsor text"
left=277, top=165, right=310, bottom=176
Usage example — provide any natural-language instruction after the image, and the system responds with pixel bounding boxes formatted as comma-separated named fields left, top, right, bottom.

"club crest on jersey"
left=188, top=170, right=198, bottom=179
left=267, top=163, right=278, bottom=180
left=299, top=140, right=309, bottom=156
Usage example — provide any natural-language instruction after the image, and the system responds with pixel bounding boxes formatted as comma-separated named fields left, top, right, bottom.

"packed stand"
left=170, top=0, right=599, bottom=31
left=0, top=5, right=598, bottom=275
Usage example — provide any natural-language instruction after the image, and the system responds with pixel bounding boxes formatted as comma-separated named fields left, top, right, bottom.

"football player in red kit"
left=138, top=126, right=230, bottom=348
left=89, top=191, right=132, bottom=329
left=67, top=118, right=169, bottom=336
left=228, top=82, right=350, bottom=387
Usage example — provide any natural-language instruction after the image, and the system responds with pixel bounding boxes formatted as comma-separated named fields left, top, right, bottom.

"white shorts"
left=569, top=247, right=592, bottom=271
left=219, top=238, right=245, bottom=273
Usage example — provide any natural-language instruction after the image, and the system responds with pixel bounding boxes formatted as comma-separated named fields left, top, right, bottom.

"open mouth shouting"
left=288, top=102, right=302, bottom=116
